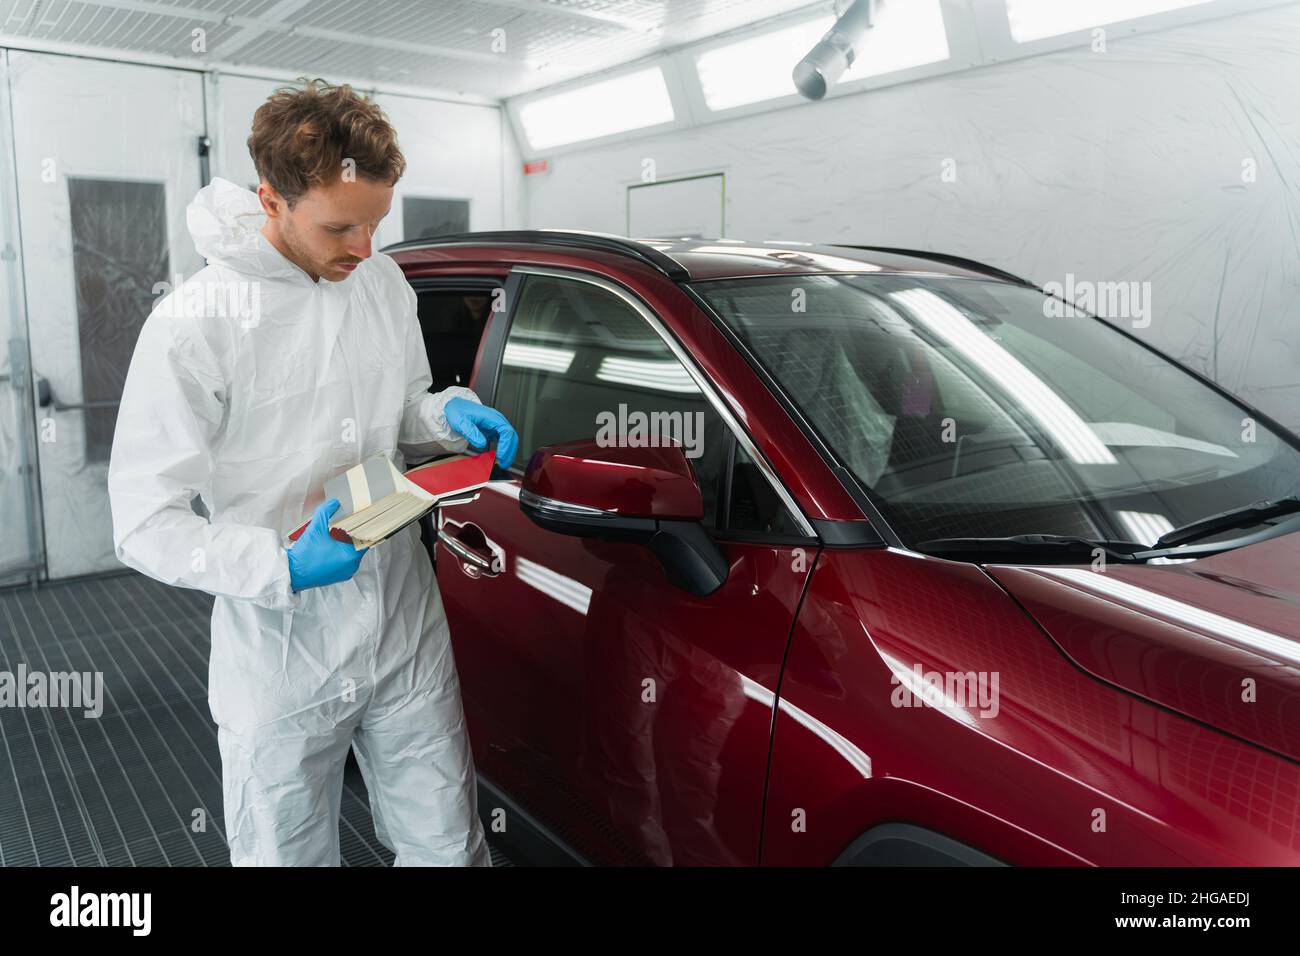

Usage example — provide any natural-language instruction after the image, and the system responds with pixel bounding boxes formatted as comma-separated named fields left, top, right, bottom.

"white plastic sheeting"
left=526, top=4, right=1300, bottom=435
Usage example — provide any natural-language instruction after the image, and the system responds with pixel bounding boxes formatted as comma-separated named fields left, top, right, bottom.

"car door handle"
left=437, top=528, right=503, bottom=577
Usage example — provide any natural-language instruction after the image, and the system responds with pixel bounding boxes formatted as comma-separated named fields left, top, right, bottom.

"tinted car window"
left=697, top=274, right=1300, bottom=547
left=494, top=274, right=731, bottom=527
left=727, top=443, right=804, bottom=536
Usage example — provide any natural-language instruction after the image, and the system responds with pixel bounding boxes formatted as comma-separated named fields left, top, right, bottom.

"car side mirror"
left=519, top=438, right=728, bottom=596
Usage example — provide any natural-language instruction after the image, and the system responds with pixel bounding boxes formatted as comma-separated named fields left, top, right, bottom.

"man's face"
left=259, top=175, right=393, bottom=283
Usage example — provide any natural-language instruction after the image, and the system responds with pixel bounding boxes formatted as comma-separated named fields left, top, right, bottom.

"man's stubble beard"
left=279, top=215, right=331, bottom=281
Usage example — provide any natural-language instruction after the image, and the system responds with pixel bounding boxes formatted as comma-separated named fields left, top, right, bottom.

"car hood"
left=987, top=529, right=1300, bottom=763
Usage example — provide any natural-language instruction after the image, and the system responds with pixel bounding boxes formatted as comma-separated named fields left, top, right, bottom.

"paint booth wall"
left=523, top=4, right=1300, bottom=435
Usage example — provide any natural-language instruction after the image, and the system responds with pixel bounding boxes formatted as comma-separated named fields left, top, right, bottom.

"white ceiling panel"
left=0, top=0, right=829, bottom=98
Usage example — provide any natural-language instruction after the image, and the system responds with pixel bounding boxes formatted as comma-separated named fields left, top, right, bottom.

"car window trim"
left=408, top=276, right=505, bottom=294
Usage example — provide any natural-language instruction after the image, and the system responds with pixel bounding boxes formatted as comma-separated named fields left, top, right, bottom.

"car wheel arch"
left=831, top=822, right=1007, bottom=866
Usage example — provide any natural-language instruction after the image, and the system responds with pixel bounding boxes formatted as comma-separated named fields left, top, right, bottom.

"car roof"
left=381, top=230, right=1033, bottom=286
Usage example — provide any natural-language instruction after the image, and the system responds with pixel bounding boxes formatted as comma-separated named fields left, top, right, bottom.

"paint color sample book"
left=288, top=451, right=495, bottom=548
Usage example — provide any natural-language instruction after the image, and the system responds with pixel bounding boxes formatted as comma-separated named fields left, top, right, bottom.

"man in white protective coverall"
left=106, top=79, right=518, bottom=866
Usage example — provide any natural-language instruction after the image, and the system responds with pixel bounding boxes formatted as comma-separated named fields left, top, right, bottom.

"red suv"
left=386, top=231, right=1300, bottom=866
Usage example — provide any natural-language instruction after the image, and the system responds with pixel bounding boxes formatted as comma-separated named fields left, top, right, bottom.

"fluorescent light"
left=695, top=0, right=949, bottom=111
left=1006, top=0, right=1213, bottom=43
left=502, top=342, right=575, bottom=374
left=596, top=356, right=701, bottom=394
left=515, top=555, right=592, bottom=615
left=1116, top=511, right=1174, bottom=546
left=1042, top=568, right=1300, bottom=666
left=890, top=288, right=1116, bottom=465
left=772, top=677, right=873, bottom=777
left=841, top=0, right=949, bottom=81
left=1088, top=421, right=1238, bottom=459
left=879, top=650, right=986, bottom=729
left=518, top=67, right=675, bottom=150
left=697, top=17, right=832, bottom=110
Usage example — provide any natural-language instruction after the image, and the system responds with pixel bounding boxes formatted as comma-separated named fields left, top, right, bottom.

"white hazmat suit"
left=107, top=177, right=492, bottom=867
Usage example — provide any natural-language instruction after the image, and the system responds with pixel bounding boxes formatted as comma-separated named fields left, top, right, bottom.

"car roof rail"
left=829, top=245, right=1036, bottom=287
left=380, top=229, right=690, bottom=282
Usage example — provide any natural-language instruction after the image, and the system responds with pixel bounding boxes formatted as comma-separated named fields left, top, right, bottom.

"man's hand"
left=445, top=397, right=519, bottom=470
left=287, top=499, right=368, bottom=592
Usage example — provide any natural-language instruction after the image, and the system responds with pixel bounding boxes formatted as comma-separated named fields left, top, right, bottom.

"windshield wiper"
left=916, top=534, right=1147, bottom=564
left=1153, top=495, right=1300, bottom=549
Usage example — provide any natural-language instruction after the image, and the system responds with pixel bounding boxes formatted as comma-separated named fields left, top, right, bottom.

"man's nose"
left=345, top=227, right=374, bottom=260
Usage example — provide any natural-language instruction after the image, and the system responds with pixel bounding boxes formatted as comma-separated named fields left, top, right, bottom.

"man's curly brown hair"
left=247, top=77, right=406, bottom=206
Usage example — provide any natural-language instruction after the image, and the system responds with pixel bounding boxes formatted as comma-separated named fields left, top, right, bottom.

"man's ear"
left=257, top=182, right=286, bottom=219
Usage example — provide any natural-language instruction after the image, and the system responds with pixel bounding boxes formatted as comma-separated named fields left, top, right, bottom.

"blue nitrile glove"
left=445, top=397, right=519, bottom=470
left=287, top=498, right=368, bottom=592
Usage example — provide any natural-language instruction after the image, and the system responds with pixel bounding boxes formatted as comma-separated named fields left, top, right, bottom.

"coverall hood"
left=187, top=176, right=306, bottom=281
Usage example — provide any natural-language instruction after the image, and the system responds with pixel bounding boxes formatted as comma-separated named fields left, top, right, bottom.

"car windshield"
left=694, top=273, right=1300, bottom=549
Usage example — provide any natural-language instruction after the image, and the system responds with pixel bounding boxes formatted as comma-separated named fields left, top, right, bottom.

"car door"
left=437, top=265, right=819, bottom=866
left=405, top=273, right=505, bottom=564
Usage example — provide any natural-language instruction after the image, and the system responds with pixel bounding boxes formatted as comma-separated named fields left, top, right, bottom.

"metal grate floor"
left=0, top=572, right=512, bottom=867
